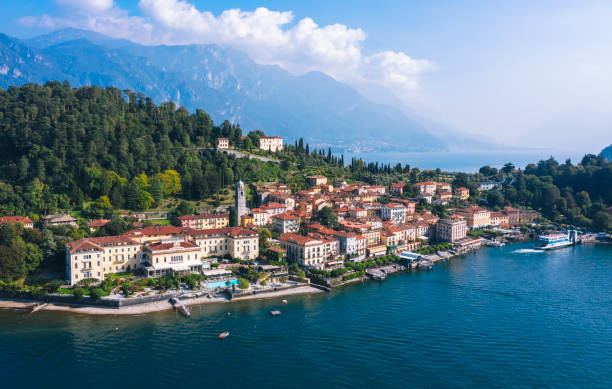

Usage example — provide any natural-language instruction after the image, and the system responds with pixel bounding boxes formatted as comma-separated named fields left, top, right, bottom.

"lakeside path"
left=0, top=286, right=321, bottom=316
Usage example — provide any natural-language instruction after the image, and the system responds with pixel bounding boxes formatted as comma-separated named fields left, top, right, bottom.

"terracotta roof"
left=0, top=216, right=33, bottom=224
left=124, top=225, right=184, bottom=237
left=278, top=233, right=321, bottom=245
left=88, top=219, right=109, bottom=228
left=178, top=213, right=229, bottom=221
left=273, top=213, right=300, bottom=220
left=67, top=236, right=139, bottom=253
left=185, top=227, right=257, bottom=238
left=145, top=240, right=199, bottom=252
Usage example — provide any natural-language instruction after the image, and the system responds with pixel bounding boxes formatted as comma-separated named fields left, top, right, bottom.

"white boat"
left=270, top=310, right=282, bottom=316
left=218, top=331, right=229, bottom=339
left=535, top=233, right=573, bottom=250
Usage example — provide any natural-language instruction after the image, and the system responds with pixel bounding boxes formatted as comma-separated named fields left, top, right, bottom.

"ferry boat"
left=534, top=232, right=573, bottom=250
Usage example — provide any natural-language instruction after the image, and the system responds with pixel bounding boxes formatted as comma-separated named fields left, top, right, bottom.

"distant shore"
left=0, top=285, right=322, bottom=316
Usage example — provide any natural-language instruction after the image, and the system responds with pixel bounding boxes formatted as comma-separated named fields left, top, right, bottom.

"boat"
left=218, top=332, right=230, bottom=339
left=534, top=232, right=573, bottom=250
left=281, top=299, right=288, bottom=304
left=270, top=310, right=282, bottom=316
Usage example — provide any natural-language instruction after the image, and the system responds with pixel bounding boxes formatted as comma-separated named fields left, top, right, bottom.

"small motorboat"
left=281, top=299, right=288, bottom=304
left=218, top=331, right=230, bottom=339
left=270, top=310, right=282, bottom=316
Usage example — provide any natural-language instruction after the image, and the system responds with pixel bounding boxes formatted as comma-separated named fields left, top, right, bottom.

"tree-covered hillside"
left=0, top=82, right=289, bottom=216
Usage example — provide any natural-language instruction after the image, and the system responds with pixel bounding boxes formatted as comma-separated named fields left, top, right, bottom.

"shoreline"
left=0, top=285, right=322, bottom=316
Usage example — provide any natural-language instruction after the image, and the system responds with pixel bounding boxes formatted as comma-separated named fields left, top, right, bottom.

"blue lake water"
left=1, top=241, right=612, bottom=388
left=339, top=150, right=584, bottom=172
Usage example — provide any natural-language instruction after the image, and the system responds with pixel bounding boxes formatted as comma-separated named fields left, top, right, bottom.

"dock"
left=366, top=268, right=387, bottom=280
left=417, top=260, right=434, bottom=270
left=169, top=298, right=191, bottom=318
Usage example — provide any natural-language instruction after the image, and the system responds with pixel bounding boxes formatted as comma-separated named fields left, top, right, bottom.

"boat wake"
left=512, top=249, right=542, bottom=254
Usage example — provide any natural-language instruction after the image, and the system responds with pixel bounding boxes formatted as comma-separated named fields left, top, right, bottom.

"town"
left=0, top=135, right=571, bottom=310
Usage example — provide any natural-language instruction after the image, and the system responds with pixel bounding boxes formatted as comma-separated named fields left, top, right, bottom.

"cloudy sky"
left=3, top=0, right=611, bottom=153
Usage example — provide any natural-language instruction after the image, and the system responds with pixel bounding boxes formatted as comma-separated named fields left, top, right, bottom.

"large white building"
left=142, top=239, right=204, bottom=278
left=381, top=203, right=407, bottom=224
left=259, top=136, right=283, bottom=152
left=184, top=227, right=259, bottom=261
left=66, top=236, right=141, bottom=285
left=278, top=233, right=337, bottom=269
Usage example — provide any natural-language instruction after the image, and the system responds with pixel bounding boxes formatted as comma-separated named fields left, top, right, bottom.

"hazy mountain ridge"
left=0, top=28, right=444, bottom=150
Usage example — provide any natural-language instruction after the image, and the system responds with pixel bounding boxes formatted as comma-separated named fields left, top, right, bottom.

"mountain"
left=0, top=28, right=444, bottom=151
left=601, top=145, right=612, bottom=161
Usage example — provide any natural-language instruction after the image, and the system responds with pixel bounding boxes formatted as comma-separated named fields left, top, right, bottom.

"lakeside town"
left=1, top=134, right=610, bottom=315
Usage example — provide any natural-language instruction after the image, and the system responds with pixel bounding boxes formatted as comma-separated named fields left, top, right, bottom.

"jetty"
left=366, top=268, right=387, bottom=280
left=417, top=260, right=434, bottom=270
left=169, top=297, right=191, bottom=318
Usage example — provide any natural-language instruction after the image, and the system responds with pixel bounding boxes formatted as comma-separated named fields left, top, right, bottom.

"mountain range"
left=0, top=28, right=496, bottom=151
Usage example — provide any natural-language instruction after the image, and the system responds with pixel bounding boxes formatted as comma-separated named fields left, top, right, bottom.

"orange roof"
left=67, top=236, right=139, bottom=253
left=124, top=225, right=184, bottom=237
left=185, top=227, right=257, bottom=238
left=0, top=216, right=33, bottom=224
left=273, top=213, right=300, bottom=220
left=145, top=240, right=199, bottom=252
left=278, top=233, right=321, bottom=245
left=88, top=219, right=110, bottom=227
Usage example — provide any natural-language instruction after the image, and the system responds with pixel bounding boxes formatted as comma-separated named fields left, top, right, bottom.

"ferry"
left=534, top=232, right=573, bottom=250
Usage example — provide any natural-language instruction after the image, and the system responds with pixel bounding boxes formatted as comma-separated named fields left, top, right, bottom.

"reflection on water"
left=1, top=242, right=611, bottom=388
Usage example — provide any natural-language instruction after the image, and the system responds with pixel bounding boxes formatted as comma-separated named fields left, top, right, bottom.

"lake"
left=338, top=150, right=585, bottom=172
left=1, top=241, right=611, bottom=388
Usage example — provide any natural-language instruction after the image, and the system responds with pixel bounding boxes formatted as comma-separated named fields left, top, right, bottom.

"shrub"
left=46, top=280, right=64, bottom=293
left=237, top=278, right=250, bottom=289
left=90, top=288, right=105, bottom=302
left=73, top=288, right=85, bottom=299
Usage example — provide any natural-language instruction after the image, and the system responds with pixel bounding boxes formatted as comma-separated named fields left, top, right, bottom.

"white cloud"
left=19, top=0, right=433, bottom=96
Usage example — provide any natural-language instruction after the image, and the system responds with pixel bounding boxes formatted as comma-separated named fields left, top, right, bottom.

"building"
left=252, top=209, right=270, bottom=226
left=44, top=213, right=78, bottom=227
left=519, top=209, right=541, bottom=225
left=436, top=191, right=453, bottom=204
left=502, top=206, right=520, bottom=226
left=66, top=236, right=141, bottom=285
left=332, top=231, right=358, bottom=257
left=414, top=181, right=438, bottom=196
left=142, top=239, right=204, bottom=278
left=278, top=233, right=337, bottom=269
left=259, top=136, right=283, bottom=152
left=455, top=206, right=491, bottom=229
left=478, top=181, right=501, bottom=191
left=436, top=218, right=468, bottom=242
left=88, top=219, right=110, bottom=232
left=273, top=213, right=301, bottom=234
left=240, top=214, right=255, bottom=228
left=235, top=181, right=249, bottom=225
left=184, top=227, right=259, bottom=261
left=217, top=137, right=229, bottom=149
left=381, top=203, right=407, bottom=224
left=306, top=175, right=328, bottom=186
left=436, top=182, right=452, bottom=193
left=177, top=213, right=230, bottom=229
left=390, top=182, right=405, bottom=196
left=490, top=212, right=510, bottom=228
left=124, top=225, right=184, bottom=244
left=454, top=187, right=470, bottom=201
left=0, top=216, right=34, bottom=229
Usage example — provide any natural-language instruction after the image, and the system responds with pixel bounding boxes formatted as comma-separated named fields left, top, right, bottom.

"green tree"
left=258, top=228, right=272, bottom=249
left=593, top=211, right=612, bottom=232
left=73, top=287, right=85, bottom=299
left=237, top=278, right=250, bottom=289
left=90, top=288, right=104, bottom=302
left=317, top=206, right=338, bottom=227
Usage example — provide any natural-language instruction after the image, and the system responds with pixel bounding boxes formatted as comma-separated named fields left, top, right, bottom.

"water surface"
left=1, top=242, right=611, bottom=388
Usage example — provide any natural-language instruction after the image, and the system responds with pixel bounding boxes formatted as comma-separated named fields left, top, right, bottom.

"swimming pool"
left=205, top=279, right=238, bottom=289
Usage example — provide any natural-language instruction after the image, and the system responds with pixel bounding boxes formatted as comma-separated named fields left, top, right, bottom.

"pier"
left=169, top=297, right=191, bottom=318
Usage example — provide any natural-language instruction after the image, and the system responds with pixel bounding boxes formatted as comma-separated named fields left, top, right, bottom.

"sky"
left=2, top=0, right=611, bottom=153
